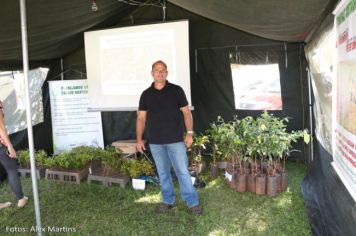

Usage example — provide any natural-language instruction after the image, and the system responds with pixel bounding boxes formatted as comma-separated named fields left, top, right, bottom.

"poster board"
left=333, top=0, right=356, bottom=201
left=49, top=80, right=104, bottom=154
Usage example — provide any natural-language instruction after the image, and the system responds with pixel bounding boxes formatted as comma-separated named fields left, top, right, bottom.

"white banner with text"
left=334, top=0, right=356, bottom=201
left=49, top=80, right=104, bottom=154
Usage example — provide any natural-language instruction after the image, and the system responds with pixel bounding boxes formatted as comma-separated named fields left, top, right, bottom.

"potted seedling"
left=232, top=117, right=250, bottom=193
left=207, top=116, right=230, bottom=170
left=256, top=112, right=310, bottom=197
left=189, top=134, right=209, bottom=174
left=216, top=118, right=239, bottom=188
left=206, top=120, right=223, bottom=178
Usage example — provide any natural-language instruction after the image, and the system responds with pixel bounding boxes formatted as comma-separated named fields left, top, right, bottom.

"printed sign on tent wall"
left=49, top=80, right=104, bottom=154
left=333, top=0, right=356, bottom=201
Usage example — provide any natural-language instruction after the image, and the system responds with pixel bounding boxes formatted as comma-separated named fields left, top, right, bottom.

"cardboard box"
left=111, top=140, right=138, bottom=154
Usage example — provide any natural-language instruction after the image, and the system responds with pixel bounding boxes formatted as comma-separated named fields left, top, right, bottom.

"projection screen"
left=84, top=20, right=191, bottom=111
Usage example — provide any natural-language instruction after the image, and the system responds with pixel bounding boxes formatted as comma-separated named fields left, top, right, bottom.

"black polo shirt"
left=139, top=81, right=188, bottom=144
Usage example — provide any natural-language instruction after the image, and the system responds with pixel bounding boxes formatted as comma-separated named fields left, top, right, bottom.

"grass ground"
left=0, top=161, right=311, bottom=236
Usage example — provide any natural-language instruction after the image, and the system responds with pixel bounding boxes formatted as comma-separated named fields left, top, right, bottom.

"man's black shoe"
left=190, top=205, right=203, bottom=215
left=156, top=203, right=174, bottom=214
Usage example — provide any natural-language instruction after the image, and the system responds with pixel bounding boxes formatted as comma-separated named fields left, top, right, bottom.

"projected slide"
left=100, top=30, right=176, bottom=95
left=85, top=20, right=190, bottom=111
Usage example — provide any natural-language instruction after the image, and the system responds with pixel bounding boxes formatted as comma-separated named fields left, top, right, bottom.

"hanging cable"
left=117, top=0, right=165, bottom=20
left=196, top=42, right=285, bottom=51
left=117, top=0, right=162, bottom=7
left=235, top=46, right=238, bottom=64
left=195, top=49, right=198, bottom=73
left=162, top=0, right=166, bottom=21
left=284, top=43, right=288, bottom=69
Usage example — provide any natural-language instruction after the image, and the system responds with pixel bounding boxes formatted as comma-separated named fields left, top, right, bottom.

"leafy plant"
left=253, top=111, right=310, bottom=176
left=280, top=129, right=310, bottom=172
left=206, top=116, right=235, bottom=163
left=17, top=150, right=30, bottom=168
left=36, top=150, right=49, bottom=167
left=100, top=146, right=121, bottom=175
left=44, top=146, right=99, bottom=170
left=140, top=159, right=155, bottom=176
left=119, top=159, right=154, bottom=178
left=206, top=118, right=223, bottom=163
left=206, top=112, right=311, bottom=176
left=189, top=134, right=209, bottom=164
left=17, top=149, right=48, bottom=168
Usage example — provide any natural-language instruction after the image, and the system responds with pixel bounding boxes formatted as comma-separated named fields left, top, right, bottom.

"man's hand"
left=181, top=106, right=193, bottom=148
left=136, top=110, right=147, bottom=153
left=184, top=134, right=193, bottom=148
left=136, top=140, right=146, bottom=153
left=7, top=145, right=16, bottom=158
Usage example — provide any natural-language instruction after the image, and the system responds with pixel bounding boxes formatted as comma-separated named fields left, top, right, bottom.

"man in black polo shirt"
left=136, top=60, right=202, bottom=215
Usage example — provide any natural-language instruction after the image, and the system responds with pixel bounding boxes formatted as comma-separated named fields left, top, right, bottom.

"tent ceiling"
left=0, top=0, right=338, bottom=64
left=168, top=0, right=338, bottom=42
left=0, top=0, right=137, bottom=62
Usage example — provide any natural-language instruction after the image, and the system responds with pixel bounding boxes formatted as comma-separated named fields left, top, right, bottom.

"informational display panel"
left=333, top=0, right=356, bottom=201
left=49, top=80, right=104, bottom=154
left=84, top=20, right=191, bottom=111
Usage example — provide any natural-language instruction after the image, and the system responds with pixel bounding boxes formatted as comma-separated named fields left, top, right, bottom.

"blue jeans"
left=149, top=142, right=199, bottom=208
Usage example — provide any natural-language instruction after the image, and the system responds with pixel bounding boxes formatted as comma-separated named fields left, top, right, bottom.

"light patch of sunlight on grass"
left=256, top=220, right=268, bottom=232
left=204, top=178, right=222, bottom=189
left=277, top=196, right=292, bottom=207
left=134, top=193, right=161, bottom=203
left=208, top=229, right=225, bottom=236
left=245, top=212, right=267, bottom=231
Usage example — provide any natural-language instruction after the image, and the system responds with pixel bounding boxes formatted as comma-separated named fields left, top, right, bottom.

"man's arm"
left=136, top=110, right=147, bottom=153
left=181, top=105, right=193, bottom=148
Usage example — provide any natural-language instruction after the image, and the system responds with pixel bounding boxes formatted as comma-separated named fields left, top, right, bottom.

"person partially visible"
left=136, top=60, right=202, bottom=215
left=0, top=100, right=28, bottom=209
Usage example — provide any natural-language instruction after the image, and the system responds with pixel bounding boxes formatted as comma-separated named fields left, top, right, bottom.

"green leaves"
left=119, top=159, right=154, bottom=178
left=189, top=134, right=209, bottom=163
left=17, top=149, right=49, bottom=168
left=100, top=146, right=121, bottom=175
left=206, top=112, right=310, bottom=164
left=44, top=146, right=102, bottom=170
left=17, top=150, right=30, bottom=168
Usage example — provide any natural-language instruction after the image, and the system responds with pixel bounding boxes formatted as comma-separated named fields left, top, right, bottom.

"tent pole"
left=307, top=68, right=314, bottom=163
left=19, top=0, right=42, bottom=235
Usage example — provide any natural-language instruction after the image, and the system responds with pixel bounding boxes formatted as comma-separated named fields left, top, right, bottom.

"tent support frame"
left=20, top=0, right=42, bottom=235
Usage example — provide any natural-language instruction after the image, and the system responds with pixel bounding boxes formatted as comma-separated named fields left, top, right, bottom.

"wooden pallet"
left=87, top=168, right=130, bottom=188
left=45, top=168, right=89, bottom=184
left=18, top=168, right=46, bottom=179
